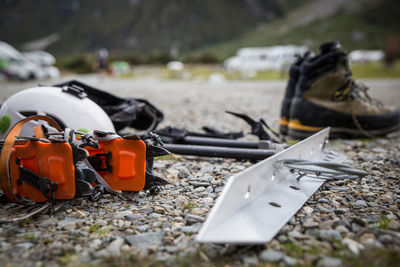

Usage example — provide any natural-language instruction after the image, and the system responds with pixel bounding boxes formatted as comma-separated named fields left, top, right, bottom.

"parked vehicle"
left=23, top=50, right=60, bottom=79
left=0, top=41, right=59, bottom=80
left=224, top=45, right=308, bottom=71
left=22, top=50, right=56, bottom=65
left=348, top=50, right=384, bottom=63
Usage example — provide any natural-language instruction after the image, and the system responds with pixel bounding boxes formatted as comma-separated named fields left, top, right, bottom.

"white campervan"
left=224, top=45, right=307, bottom=71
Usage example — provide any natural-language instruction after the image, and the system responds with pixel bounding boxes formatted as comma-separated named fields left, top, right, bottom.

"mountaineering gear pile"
left=54, top=80, right=164, bottom=133
left=0, top=116, right=169, bottom=204
left=0, top=86, right=116, bottom=139
left=154, top=112, right=286, bottom=160
left=280, top=41, right=400, bottom=139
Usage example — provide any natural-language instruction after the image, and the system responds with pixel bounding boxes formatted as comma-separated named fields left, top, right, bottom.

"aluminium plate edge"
left=196, top=127, right=345, bottom=244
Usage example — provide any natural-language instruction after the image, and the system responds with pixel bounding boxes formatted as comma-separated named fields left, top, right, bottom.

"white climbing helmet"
left=0, top=86, right=116, bottom=139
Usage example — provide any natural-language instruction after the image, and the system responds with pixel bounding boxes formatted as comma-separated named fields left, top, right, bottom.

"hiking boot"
left=279, top=52, right=310, bottom=135
left=287, top=41, right=400, bottom=139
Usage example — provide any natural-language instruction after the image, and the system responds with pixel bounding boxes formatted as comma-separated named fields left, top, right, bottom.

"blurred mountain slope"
left=0, top=0, right=294, bottom=55
left=1, top=0, right=397, bottom=58
left=188, top=0, right=400, bottom=58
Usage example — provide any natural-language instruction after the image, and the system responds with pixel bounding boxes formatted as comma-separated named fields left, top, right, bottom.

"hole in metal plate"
left=321, top=137, right=329, bottom=149
left=289, top=185, right=300, bottom=190
left=244, top=185, right=251, bottom=199
left=269, top=202, right=281, bottom=208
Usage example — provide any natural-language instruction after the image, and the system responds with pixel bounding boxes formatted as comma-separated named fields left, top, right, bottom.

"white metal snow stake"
left=196, top=127, right=346, bottom=244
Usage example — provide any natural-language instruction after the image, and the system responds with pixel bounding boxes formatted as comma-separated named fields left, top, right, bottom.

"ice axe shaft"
left=160, top=135, right=262, bottom=149
left=155, top=126, right=243, bottom=140
left=163, top=144, right=275, bottom=160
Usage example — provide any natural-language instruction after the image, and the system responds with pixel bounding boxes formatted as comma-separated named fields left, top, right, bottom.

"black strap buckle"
left=87, top=151, right=113, bottom=173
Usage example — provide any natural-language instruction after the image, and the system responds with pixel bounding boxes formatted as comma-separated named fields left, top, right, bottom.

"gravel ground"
left=0, top=76, right=399, bottom=266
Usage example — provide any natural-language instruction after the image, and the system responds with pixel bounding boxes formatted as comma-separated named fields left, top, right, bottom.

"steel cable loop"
left=277, top=159, right=368, bottom=181
left=280, top=159, right=368, bottom=176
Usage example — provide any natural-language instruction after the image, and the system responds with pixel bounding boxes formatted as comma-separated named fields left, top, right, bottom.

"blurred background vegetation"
left=1, top=0, right=399, bottom=76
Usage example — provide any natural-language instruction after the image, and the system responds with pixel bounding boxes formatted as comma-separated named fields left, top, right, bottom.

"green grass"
left=282, top=240, right=305, bottom=258
left=88, top=224, right=112, bottom=236
left=183, top=199, right=196, bottom=212
left=343, top=247, right=400, bottom=267
left=233, top=61, right=400, bottom=80
left=18, top=233, right=35, bottom=241
left=281, top=239, right=400, bottom=266
left=88, top=224, right=101, bottom=233
left=125, top=61, right=400, bottom=81
left=282, top=240, right=334, bottom=259
left=155, top=154, right=181, bottom=161
left=58, top=253, right=79, bottom=265
left=351, top=61, right=400, bottom=79
left=58, top=52, right=400, bottom=80
left=376, top=216, right=393, bottom=230
left=252, top=70, right=289, bottom=80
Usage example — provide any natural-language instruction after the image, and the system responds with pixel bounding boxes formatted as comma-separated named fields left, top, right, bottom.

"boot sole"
left=288, top=123, right=400, bottom=139
left=279, top=117, right=289, bottom=136
left=279, top=125, right=288, bottom=136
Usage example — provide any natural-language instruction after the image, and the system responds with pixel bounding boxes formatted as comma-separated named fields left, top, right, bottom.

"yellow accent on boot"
left=288, top=119, right=323, bottom=132
left=279, top=117, right=289, bottom=126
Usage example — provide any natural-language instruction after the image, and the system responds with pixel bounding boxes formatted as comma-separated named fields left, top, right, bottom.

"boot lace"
left=348, top=80, right=379, bottom=138
left=349, top=80, right=383, bottom=107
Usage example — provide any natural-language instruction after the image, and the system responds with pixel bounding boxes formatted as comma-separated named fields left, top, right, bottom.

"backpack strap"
left=0, top=116, right=62, bottom=204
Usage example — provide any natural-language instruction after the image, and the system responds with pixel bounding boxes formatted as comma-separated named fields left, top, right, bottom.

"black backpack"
left=54, top=80, right=163, bottom=132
